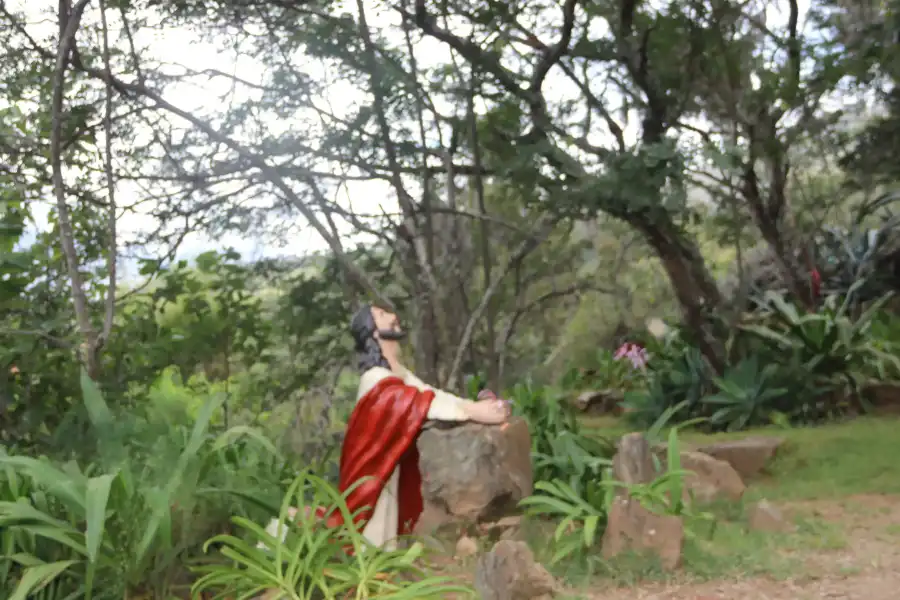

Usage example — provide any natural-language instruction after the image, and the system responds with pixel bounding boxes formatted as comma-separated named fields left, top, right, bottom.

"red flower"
left=810, top=268, right=822, bottom=298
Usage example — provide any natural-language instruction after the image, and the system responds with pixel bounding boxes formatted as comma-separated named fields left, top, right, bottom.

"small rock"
left=748, top=499, right=794, bottom=533
left=417, top=417, right=533, bottom=533
left=572, top=389, right=623, bottom=414
left=613, top=432, right=659, bottom=483
left=601, top=496, right=684, bottom=570
left=456, top=534, right=478, bottom=558
left=696, top=437, right=785, bottom=479
left=600, top=433, right=684, bottom=570
left=475, top=540, right=557, bottom=600
left=478, top=515, right=523, bottom=537
left=499, top=526, right=524, bottom=541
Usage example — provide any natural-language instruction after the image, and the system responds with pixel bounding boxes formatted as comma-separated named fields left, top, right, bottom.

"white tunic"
left=356, top=365, right=471, bottom=550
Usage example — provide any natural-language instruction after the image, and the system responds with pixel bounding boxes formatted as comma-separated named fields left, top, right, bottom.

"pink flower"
left=614, top=342, right=648, bottom=370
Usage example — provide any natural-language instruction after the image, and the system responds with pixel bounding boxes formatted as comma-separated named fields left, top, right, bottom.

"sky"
left=12, top=0, right=811, bottom=280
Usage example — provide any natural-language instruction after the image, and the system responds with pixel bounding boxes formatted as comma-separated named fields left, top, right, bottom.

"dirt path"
left=590, top=494, right=900, bottom=600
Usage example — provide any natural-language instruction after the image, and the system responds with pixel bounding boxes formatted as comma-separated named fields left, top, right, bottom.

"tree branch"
left=497, top=281, right=611, bottom=380
left=467, top=66, right=497, bottom=389
left=445, top=216, right=555, bottom=391
left=785, top=0, right=801, bottom=103
left=98, top=0, right=116, bottom=349
left=529, top=0, right=578, bottom=93
left=409, top=0, right=595, bottom=174
left=50, top=44, right=394, bottom=310
left=50, top=0, right=98, bottom=377
left=356, top=0, right=441, bottom=304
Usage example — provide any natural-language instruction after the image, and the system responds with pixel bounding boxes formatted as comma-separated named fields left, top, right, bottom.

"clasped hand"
left=467, top=389, right=511, bottom=424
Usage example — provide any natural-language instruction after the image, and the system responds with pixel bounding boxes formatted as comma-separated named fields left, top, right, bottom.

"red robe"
left=320, top=375, right=435, bottom=538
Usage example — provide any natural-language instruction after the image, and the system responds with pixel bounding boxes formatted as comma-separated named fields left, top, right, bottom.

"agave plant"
left=816, top=190, right=900, bottom=305
left=532, top=431, right=614, bottom=499
left=739, top=286, right=900, bottom=420
left=701, top=356, right=789, bottom=431
left=620, top=345, right=712, bottom=429
left=518, top=478, right=611, bottom=564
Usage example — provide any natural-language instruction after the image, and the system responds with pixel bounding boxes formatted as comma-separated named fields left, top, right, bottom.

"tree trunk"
left=754, top=215, right=816, bottom=308
left=741, top=162, right=816, bottom=309
left=398, top=206, right=474, bottom=389
left=409, top=287, right=442, bottom=385
left=632, top=217, right=727, bottom=373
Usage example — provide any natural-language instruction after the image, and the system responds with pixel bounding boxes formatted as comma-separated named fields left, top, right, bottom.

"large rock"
left=653, top=445, right=746, bottom=502
left=674, top=450, right=746, bottom=503
left=696, top=437, right=785, bottom=479
left=601, top=433, right=684, bottom=570
left=475, top=540, right=557, bottom=600
left=416, top=417, right=532, bottom=532
left=865, top=383, right=900, bottom=414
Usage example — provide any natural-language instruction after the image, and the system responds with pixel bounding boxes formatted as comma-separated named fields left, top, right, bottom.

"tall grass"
left=0, top=370, right=290, bottom=599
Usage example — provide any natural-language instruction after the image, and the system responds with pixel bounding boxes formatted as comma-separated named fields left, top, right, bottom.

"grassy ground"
left=543, top=415, right=900, bottom=596
left=580, top=414, right=900, bottom=500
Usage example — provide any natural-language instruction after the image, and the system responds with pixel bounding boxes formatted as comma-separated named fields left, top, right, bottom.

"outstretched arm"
left=403, top=370, right=508, bottom=424
left=402, top=370, right=469, bottom=421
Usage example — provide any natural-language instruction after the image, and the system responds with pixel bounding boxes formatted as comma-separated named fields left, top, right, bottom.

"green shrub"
left=508, top=381, right=615, bottom=489
left=621, top=290, right=900, bottom=431
left=621, top=333, right=712, bottom=429
left=192, top=471, right=473, bottom=599
left=559, top=347, right=649, bottom=393
left=816, top=190, right=900, bottom=304
left=519, top=427, right=713, bottom=564
left=740, top=289, right=900, bottom=420
left=702, top=356, right=788, bottom=431
left=869, top=310, right=900, bottom=372
left=0, top=371, right=289, bottom=599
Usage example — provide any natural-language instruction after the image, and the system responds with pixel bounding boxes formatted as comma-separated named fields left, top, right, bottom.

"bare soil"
left=590, top=493, right=900, bottom=600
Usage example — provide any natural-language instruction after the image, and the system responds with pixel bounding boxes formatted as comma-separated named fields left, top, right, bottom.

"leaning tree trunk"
left=632, top=217, right=727, bottom=373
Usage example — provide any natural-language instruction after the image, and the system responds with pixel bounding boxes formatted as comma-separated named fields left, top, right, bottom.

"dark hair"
left=349, top=304, right=390, bottom=372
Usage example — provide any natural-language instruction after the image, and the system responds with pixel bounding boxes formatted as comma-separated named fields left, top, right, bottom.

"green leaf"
left=765, top=291, right=801, bottom=325
left=9, top=560, right=79, bottom=600
left=6, top=553, right=46, bottom=568
left=212, top=426, right=278, bottom=455
left=135, top=393, right=224, bottom=564
left=702, top=393, right=738, bottom=406
left=84, top=474, right=114, bottom=563
left=6, top=524, right=87, bottom=556
left=80, top=370, right=112, bottom=430
left=583, top=514, right=600, bottom=547
left=0, top=457, right=85, bottom=513
left=739, top=324, right=799, bottom=348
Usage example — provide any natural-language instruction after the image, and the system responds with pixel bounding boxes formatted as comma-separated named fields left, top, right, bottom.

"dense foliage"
left=2, top=0, right=900, bottom=594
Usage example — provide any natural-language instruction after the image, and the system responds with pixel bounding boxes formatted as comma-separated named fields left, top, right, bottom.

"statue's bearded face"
left=372, top=306, right=406, bottom=342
